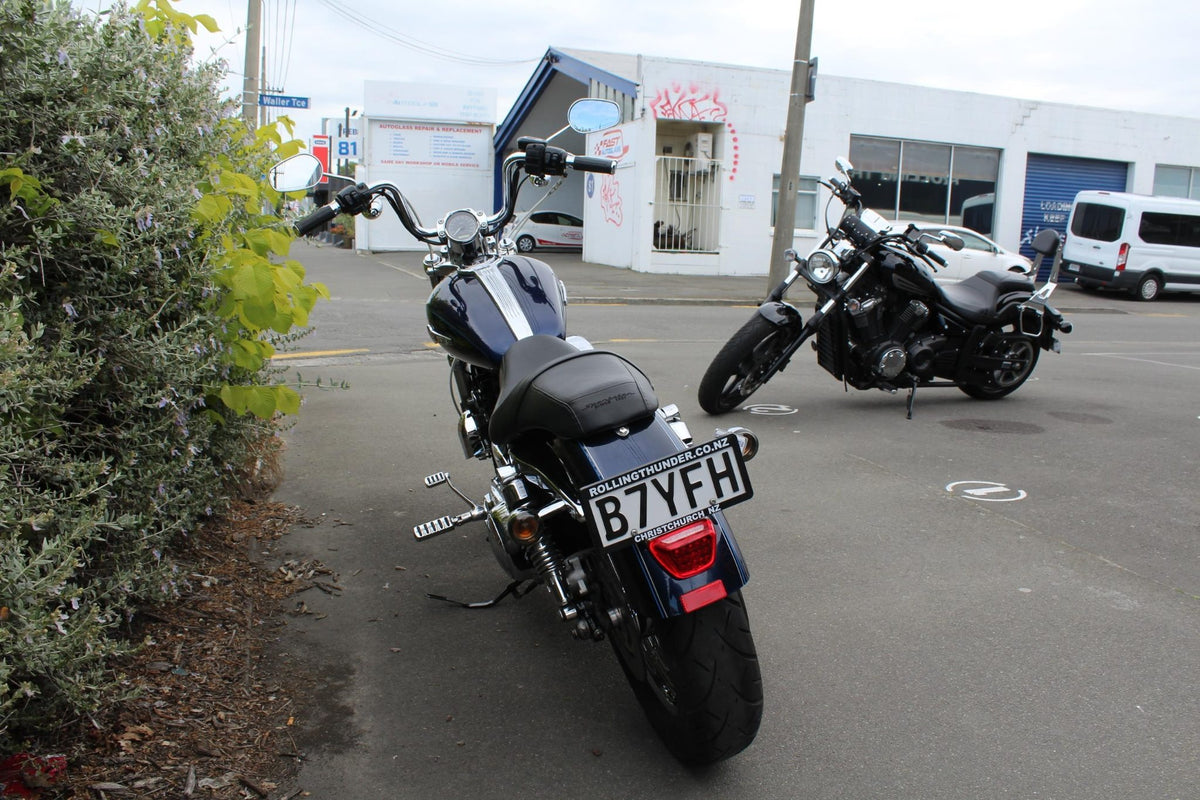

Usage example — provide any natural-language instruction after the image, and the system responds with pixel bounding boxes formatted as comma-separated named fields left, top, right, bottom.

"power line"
left=313, top=0, right=538, bottom=67
left=260, top=0, right=298, bottom=94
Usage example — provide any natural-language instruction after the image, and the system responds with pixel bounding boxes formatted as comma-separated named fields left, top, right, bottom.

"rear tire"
left=959, top=330, right=1039, bottom=399
left=1132, top=273, right=1162, bottom=301
left=610, top=592, right=763, bottom=765
left=698, top=314, right=795, bottom=414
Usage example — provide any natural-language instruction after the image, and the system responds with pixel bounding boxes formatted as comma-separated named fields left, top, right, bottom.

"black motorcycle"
left=270, top=100, right=763, bottom=764
left=699, top=158, right=1072, bottom=418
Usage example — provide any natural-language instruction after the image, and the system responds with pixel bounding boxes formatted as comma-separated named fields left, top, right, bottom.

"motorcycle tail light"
left=648, top=519, right=718, bottom=579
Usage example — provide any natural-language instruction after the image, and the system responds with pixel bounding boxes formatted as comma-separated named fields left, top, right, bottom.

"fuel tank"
left=426, top=255, right=567, bottom=367
left=879, top=251, right=939, bottom=297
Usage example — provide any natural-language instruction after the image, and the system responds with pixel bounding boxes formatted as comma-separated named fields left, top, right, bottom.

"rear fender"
left=554, top=415, right=750, bottom=618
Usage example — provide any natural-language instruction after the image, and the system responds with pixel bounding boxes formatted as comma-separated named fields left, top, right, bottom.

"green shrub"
left=0, top=0, right=321, bottom=741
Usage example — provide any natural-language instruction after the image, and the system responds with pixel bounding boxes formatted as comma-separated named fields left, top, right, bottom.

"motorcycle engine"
left=869, top=342, right=908, bottom=379
left=847, top=294, right=931, bottom=380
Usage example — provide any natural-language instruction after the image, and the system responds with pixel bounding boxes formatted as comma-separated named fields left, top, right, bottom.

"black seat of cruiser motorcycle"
left=489, top=335, right=659, bottom=445
left=938, top=270, right=1035, bottom=324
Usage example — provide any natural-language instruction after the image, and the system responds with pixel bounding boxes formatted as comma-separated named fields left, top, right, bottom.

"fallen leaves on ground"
left=25, top=501, right=321, bottom=800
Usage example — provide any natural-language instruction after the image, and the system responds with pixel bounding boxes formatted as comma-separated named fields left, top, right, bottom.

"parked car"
left=899, top=222, right=1033, bottom=284
left=508, top=211, right=583, bottom=252
left=1063, top=190, right=1200, bottom=300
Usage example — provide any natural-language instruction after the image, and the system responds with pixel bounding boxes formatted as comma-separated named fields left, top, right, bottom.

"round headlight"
left=805, top=248, right=839, bottom=284
left=443, top=209, right=481, bottom=244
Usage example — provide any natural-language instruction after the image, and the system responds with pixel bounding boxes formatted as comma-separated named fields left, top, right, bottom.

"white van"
left=1062, top=191, right=1200, bottom=300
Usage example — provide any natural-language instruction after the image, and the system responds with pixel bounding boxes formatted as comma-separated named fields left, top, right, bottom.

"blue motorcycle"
left=271, top=100, right=762, bottom=764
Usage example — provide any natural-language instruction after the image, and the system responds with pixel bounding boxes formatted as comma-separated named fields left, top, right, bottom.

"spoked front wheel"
left=959, top=331, right=1040, bottom=399
left=698, top=314, right=796, bottom=414
left=610, top=592, right=763, bottom=765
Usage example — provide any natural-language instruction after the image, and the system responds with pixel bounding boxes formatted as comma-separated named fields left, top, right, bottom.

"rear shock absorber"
left=525, top=534, right=601, bottom=639
left=526, top=535, right=575, bottom=619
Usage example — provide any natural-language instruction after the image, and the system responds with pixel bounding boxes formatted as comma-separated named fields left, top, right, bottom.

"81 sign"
left=333, top=137, right=359, bottom=160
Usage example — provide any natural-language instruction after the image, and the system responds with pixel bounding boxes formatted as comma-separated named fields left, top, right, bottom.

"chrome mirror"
left=567, top=98, right=621, bottom=134
left=269, top=153, right=323, bottom=193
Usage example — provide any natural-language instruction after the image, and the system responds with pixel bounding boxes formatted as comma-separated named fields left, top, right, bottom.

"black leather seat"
left=938, top=270, right=1034, bottom=324
left=489, top=335, right=659, bottom=445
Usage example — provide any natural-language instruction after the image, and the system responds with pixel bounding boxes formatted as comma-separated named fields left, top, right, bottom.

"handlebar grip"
left=925, top=247, right=947, bottom=268
left=295, top=204, right=338, bottom=237
left=839, top=213, right=878, bottom=248
left=569, top=155, right=616, bottom=174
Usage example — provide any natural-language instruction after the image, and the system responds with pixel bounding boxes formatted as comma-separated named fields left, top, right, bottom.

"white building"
left=494, top=48, right=1200, bottom=277
left=354, top=81, right=497, bottom=252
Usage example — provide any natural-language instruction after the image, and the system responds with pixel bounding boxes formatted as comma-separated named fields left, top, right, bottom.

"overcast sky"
left=166, top=0, right=1199, bottom=141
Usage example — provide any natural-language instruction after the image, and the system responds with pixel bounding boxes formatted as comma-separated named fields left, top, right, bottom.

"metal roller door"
left=1021, top=154, right=1128, bottom=278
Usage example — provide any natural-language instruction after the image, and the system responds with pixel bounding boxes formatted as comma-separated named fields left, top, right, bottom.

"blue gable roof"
left=493, top=48, right=639, bottom=207
left=495, top=48, right=638, bottom=153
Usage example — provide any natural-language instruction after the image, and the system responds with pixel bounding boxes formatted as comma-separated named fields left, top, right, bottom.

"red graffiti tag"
left=650, top=83, right=729, bottom=122
left=600, top=176, right=623, bottom=227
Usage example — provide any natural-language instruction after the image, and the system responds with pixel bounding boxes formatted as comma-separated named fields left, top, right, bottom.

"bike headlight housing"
left=443, top=209, right=482, bottom=244
left=805, top=248, right=839, bottom=284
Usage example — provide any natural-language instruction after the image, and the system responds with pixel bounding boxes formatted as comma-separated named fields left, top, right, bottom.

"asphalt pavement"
left=268, top=241, right=1197, bottom=800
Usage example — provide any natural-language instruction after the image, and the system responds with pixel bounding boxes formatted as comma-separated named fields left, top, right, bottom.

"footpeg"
left=414, top=515, right=455, bottom=540
left=414, top=471, right=486, bottom=540
left=412, top=506, right=487, bottom=540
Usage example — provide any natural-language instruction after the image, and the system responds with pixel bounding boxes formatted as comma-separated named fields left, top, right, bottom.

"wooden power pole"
left=241, top=0, right=261, bottom=127
left=768, top=1, right=816, bottom=289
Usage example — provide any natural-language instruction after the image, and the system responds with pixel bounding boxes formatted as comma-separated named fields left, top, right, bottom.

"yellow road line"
left=272, top=348, right=369, bottom=360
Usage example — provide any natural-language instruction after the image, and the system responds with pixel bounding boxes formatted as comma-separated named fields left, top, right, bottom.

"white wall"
left=591, top=56, right=1200, bottom=276
left=355, top=82, right=496, bottom=252
left=635, top=57, right=791, bottom=276
left=581, top=121, right=640, bottom=268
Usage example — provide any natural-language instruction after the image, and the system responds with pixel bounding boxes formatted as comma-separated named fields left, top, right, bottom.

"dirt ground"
left=20, top=500, right=325, bottom=800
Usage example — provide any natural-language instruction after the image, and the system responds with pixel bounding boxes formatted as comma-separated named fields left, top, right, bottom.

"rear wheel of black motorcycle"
left=959, top=331, right=1040, bottom=399
left=610, top=592, right=763, bottom=765
left=698, top=315, right=792, bottom=414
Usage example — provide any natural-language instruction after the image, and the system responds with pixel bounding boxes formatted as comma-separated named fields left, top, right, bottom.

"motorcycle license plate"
left=582, top=436, right=753, bottom=551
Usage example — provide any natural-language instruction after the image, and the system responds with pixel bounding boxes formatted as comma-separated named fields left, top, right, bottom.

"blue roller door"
left=1021, top=154, right=1128, bottom=278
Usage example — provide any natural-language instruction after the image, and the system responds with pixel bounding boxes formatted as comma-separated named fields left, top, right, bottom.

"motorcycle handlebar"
left=924, top=247, right=948, bottom=268
left=839, top=213, right=879, bottom=249
left=296, top=147, right=617, bottom=244
left=568, top=155, right=617, bottom=174
left=295, top=204, right=338, bottom=237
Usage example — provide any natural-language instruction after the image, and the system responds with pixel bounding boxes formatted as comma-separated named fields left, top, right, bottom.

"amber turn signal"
left=509, top=511, right=540, bottom=542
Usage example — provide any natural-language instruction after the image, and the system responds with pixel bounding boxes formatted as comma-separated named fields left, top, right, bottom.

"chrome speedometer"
left=443, top=209, right=482, bottom=244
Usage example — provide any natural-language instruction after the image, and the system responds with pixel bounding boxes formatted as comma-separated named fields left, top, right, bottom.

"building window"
left=1153, top=165, right=1200, bottom=199
left=771, top=175, right=820, bottom=230
left=848, top=136, right=1001, bottom=234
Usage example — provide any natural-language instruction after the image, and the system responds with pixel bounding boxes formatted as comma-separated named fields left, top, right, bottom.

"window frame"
left=771, top=174, right=821, bottom=232
left=848, top=135, right=1001, bottom=232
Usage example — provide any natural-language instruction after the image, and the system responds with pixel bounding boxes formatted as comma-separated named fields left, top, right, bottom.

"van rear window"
left=1070, top=202, right=1124, bottom=242
left=1138, top=212, right=1200, bottom=247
